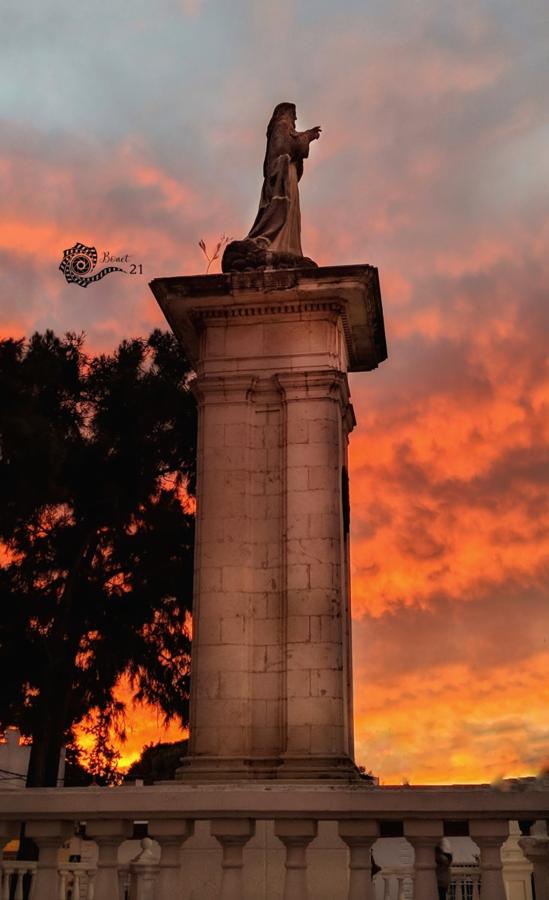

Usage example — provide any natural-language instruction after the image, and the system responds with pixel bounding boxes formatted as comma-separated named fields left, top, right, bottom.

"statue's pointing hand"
left=308, top=126, right=322, bottom=141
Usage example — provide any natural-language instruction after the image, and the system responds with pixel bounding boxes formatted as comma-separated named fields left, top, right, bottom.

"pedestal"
left=150, top=264, right=386, bottom=781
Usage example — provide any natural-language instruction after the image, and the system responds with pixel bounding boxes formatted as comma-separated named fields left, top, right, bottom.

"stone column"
left=27, top=820, right=72, bottom=900
left=338, top=820, right=379, bottom=900
left=276, top=370, right=355, bottom=777
left=275, top=819, right=318, bottom=900
left=404, top=819, right=443, bottom=900
left=86, top=819, right=132, bottom=900
left=148, top=819, right=194, bottom=896
left=180, top=374, right=258, bottom=776
left=150, top=265, right=387, bottom=781
left=470, top=820, right=509, bottom=900
left=519, top=823, right=549, bottom=900
left=211, top=818, right=255, bottom=900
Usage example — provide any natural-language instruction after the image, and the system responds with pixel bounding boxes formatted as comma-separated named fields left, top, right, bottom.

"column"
left=185, top=375, right=256, bottom=768
left=275, top=819, right=318, bottom=900
left=470, top=820, right=509, bottom=900
left=27, top=820, right=73, bottom=900
left=277, top=371, right=354, bottom=769
left=211, top=818, right=255, bottom=900
left=147, top=819, right=194, bottom=896
left=519, top=823, right=549, bottom=900
left=86, top=819, right=133, bottom=900
left=404, top=819, right=443, bottom=900
left=338, top=820, right=379, bottom=900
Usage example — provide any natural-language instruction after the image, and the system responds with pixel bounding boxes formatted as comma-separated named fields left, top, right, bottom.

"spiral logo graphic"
left=59, top=242, right=127, bottom=288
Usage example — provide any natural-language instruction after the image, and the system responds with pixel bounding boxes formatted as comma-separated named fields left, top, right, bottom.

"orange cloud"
left=354, top=654, right=549, bottom=784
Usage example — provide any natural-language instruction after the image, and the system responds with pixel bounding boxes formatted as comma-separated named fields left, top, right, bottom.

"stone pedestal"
left=150, top=264, right=386, bottom=781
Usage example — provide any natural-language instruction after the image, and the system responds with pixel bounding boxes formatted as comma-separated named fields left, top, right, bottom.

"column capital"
left=469, top=819, right=509, bottom=846
left=210, top=818, right=255, bottom=845
left=275, top=370, right=350, bottom=404
left=192, top=373, right=257, bottom=405
left=274, top=818, right=318, bottom=846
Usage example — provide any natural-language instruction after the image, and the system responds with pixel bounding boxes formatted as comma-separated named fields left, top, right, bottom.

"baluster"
left=455, top=874, right=463, bottom=900
left=58, top=867, right=68, bottom=900
left=404, top=819, right=444, bottom=900
left=27, top=866, right=37, bottom=900
left=274, top=819, right=318, bottom=900
left=72, top=869, right=81, bottom=900
left=469, top=821, right=508, bottom=900
left=86, top=819, right=133, bottom=900
left=397, top=875, right=406, bottom=900
left=383, top=874, right=391, bottom=900
left=2, top=867, right=13, bottom=900
left=211, top=819, right=255, bottom=900
left=472, top=873, right=480, bottom=900
left=148, top=819, right=194, bottom=897
left=338, top=820, right=379, bottom=900
left=27, top=820, right=73, bottom=900
left=13, top=869, right=24, bottom=900
left=86, top=867, right=96, bottom=900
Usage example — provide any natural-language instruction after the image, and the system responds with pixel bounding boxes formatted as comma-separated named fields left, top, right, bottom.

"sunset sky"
left=2, top=0, right=548, bottom=783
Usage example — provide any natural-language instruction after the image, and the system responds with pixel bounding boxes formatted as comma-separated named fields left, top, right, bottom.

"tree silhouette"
left=0, top=329, right=196, bottom=786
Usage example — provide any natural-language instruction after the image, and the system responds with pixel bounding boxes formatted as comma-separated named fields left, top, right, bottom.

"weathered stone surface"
left=150, top=266, right=387, bottom=782
left=222, top=103, right=321, bottom=272
left=221, top=237, right=317, bottom=274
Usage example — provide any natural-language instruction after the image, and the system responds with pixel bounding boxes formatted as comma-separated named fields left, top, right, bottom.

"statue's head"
left=267, top=102, right=297, bottom=137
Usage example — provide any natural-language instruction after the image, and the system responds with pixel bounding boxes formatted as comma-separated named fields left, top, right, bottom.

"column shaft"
left=404, top=819, right=443, bottom=900
left=211, top=818, right=255, bottom=900
left=470, top=821, right=509, bottom=900
left=278, top=371, right=354, bottom=766
left=338, top=820, right=379, bottom=900
left=275, top=819, right=318, bottom=900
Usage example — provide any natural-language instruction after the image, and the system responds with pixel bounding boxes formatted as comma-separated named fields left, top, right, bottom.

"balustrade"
left=1, top=862, right=36, bottom=900
left=1, top=785, right=548, bottom=900
left=374, top=866, right=413, bottom=900
left=450, top=864, right=481, bottom=900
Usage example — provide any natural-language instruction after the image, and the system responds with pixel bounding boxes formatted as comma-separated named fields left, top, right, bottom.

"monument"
left=150, top=103, right=387, bottom=782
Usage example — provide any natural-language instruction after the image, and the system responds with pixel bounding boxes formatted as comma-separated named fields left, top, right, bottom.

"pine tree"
left=0, top=329, right=196, bottom=786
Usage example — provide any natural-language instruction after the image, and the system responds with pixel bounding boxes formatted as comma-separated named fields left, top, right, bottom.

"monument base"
left=176, top=754, right=372, bottom=784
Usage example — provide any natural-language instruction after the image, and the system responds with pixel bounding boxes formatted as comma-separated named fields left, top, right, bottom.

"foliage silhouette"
left=0, top=330, right=196, bottom=786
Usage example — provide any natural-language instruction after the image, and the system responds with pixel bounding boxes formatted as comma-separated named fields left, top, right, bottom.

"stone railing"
left=374, top=865, right=414, bottom=900
left=0, top=783, right=548, bottom=900
left=373, top=864, right=482, bottom=900
left=0, top=860, right=36, bottom=899
left=449, top=864, right=481, bottom=900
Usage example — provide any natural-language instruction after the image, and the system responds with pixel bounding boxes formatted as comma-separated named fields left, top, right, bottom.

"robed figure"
left=222, top=102, right=321, bottom=272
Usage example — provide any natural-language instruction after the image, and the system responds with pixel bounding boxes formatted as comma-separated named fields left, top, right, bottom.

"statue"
left=222, top=102, right=321, bottom=272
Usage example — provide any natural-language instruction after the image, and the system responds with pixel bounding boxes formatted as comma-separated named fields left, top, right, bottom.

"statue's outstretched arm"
left=292, top=126, right=322, bottom=159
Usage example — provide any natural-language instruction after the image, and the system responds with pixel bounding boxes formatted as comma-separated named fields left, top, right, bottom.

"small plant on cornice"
left=198, top=234, right=231, bottom=273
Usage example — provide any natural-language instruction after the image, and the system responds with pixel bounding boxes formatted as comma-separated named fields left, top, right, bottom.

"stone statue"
left=222, top=102, right=321, bottom=272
